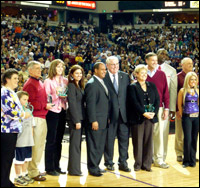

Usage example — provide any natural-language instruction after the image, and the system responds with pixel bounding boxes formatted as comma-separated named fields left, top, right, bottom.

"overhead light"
left=153, top=9, right=183, bottom=12
left=21, top=2, right=49, bottom=8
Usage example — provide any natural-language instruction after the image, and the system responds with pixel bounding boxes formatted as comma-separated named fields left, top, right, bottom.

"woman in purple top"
left=178, top=72, right=199, bottom=168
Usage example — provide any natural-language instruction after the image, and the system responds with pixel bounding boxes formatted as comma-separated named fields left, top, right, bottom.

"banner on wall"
left=66, top=1, right=96, bottom=10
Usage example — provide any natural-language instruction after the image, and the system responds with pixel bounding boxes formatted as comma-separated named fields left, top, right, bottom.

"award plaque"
left=144, top=104, right=155, bottom=112
left=47, top=94, right=53, bottom=103
left=58, top=86, right=68, bottom=97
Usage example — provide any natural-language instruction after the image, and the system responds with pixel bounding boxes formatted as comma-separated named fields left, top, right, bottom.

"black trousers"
left=86, top=127, right=107, bottom=174
left=45, top=109, right=66, bottom=171
left=182, top=115, right=199, bottom=166
left=1, top=133, right=18, bottom=187
left=131, top=119, right=154, bottom=170
left=67, top=121, right=83, bottom=174
left=104, top=113, right=129, bottom=167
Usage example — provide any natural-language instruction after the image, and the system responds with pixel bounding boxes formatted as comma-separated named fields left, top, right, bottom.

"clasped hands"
left=143, top=112, right=155, bottom=119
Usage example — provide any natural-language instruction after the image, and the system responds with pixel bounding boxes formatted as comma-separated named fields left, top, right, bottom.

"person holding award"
left=44, top=59, right=68, bottom=176
left=23, top=61, right=53, bottom=181
left=127, top=65, right=160, bottom=172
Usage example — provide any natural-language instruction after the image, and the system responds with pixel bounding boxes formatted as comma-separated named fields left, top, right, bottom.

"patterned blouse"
left=1, top=86, right=24, bottom=133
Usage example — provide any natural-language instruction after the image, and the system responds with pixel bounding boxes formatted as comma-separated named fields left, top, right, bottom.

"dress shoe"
left=33, top=175, right=46, bottom=181
left=39, top=171, right=46, bottom=176
left=46, top=171, right=60, bottom=176
left=189, top=164, right=196, bottom=167
left=119, top=165, right=131, bottom=172
left=144, top=168, right=152, bottom=172
left=56, top=169, right=66, bottom=175
left=141, top=167, right=152, bottom=172
left=134, top=168, right=141, bottom=172
left=68, top=173, right=83, bottom=176
left=182, top=164, right=189, bottom=168
left=177, top=156, right=183, bottom=162
left=89, top=172, right=103, bottom=177
left=99, top=169, right=106, bottom=173
left=106, top=165, right=115, bottom=171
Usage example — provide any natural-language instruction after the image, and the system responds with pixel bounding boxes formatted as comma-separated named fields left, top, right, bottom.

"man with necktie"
left=85, top=62, right=110, bottom=177
left=104, top=56, right=131, bottom=172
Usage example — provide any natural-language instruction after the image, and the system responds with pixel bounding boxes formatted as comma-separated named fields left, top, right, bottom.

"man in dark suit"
left=104, top=56, right=131, bottom=172
left=85, top=62, right=109, bottom=177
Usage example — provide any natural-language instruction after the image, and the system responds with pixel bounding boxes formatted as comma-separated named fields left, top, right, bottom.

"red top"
left=176, top=70, right=186, bottom=111
left=147, top=70, right=170, bottom=108
left=177, top=71, right=186, bottom=92
left=23, top=77, right=48, bottom=119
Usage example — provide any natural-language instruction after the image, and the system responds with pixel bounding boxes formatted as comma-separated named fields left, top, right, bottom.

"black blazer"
left=104, top=71, right=130, bottom=124
left=127, top=81, right=160, bottom=125
left=85, top=76, right=109, bottom=129
left=66, top=83, right=85, bottom=124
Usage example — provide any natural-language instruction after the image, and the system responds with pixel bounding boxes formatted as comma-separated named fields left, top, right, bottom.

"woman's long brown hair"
left=68, top=65, right=85, bottom=89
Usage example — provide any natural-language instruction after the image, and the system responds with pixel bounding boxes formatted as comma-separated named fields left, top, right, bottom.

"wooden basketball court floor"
left=10, top=134, right=199, bottom=187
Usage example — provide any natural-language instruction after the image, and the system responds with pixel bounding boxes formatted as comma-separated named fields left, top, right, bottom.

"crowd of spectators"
left=1, top=14, right=199, bottom=92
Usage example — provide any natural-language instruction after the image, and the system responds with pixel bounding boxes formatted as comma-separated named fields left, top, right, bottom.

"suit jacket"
left=66, top=83, right=85, bottom=124
left=104, top=71, right=130, bottom=124
left=85, top=76, right=109, bottom=129
left=160, top=63, right=177, bottom=112
left=127, top=81, right=160, bottom=125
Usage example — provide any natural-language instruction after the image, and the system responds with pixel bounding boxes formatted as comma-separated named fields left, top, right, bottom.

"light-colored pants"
left=153, top=107, right=170, bottom=165
left=175, top=118, right=184, bottom=157
left=28, top=117, right=47, bottom=178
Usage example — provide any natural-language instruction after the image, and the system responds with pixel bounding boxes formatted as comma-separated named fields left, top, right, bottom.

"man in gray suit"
left=104, top=56, right=131, bottom=172
left=85, top=62, right=110, bottom=177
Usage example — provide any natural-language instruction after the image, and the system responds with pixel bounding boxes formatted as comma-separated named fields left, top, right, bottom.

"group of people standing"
left=1, top=50, right=199, bottom=187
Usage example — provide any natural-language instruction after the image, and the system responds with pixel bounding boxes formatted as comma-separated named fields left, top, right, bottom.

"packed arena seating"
left=1, top=14, right=199, bottom=90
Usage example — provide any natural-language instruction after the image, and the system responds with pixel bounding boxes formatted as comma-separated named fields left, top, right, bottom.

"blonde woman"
left=178, top=72, right=199, bottom=168
left=127, top=65, right=160, bottom=172
left=44, top=59, right=68, bottom=175
left=47, top=36, right=56, bottom=53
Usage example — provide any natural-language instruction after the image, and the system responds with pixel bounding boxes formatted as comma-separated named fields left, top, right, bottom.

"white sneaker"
left=154, top=163, right=170, bottom=169
left=23, top=174, right=35, bottom=184
left=14, top=176, right=28, bottom=186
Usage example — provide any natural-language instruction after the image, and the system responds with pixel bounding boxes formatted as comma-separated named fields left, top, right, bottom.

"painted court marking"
left=62, top=155, right=158, bottom=187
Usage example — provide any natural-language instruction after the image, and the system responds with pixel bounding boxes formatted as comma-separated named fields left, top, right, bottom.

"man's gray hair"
left=106, top=56, right=119, bottom=64
left=27, top=61, right=41, bottom=70
left=181, top=57, right=192, bottom=65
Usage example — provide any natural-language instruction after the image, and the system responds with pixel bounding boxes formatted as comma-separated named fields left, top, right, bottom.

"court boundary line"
left=62, top=155, right=158, bottom=187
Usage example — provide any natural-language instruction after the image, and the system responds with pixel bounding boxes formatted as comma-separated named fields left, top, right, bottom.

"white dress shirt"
left=147, top=65, right=159, bottom=78
left=94, top=75, right=108, bottom=95
left=108, top=70, right=119, bottom=87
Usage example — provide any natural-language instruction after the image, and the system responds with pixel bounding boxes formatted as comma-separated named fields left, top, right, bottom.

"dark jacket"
left=104, top=71, right=130, bottom=124
left=127, top=81, right=160, bottom=125
left=66, top=83, right=85, bottom=124
left=85, top=76, right=110, bottom=129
